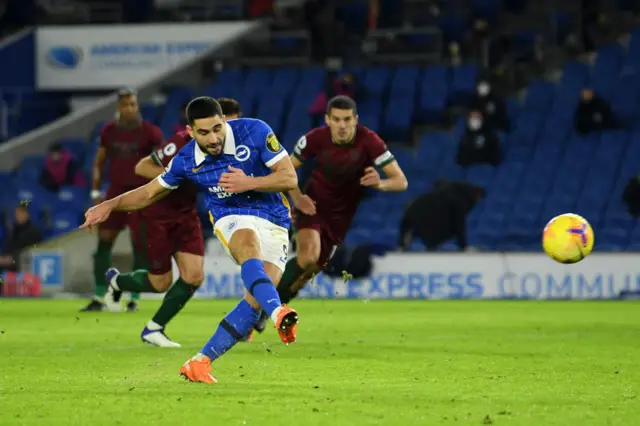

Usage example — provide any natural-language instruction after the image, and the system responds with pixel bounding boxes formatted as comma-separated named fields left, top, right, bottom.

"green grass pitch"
left=0, top=299, right=638, bottom=425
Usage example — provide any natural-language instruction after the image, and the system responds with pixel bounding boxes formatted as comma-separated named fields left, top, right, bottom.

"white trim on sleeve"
left=374, top=150, right=395, bottom=167
left=265, top=149, right=289, bottom=168
left=157, top=175, right=178, bottom=190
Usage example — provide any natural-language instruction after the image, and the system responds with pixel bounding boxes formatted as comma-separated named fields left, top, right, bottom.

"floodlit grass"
left=0, top=299, right=638, bottom=425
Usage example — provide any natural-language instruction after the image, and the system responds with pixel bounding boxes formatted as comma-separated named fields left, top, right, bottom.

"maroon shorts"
left=102, top=186, right=138, bottom=231
left=132, top=212, right=204, bottom=275
left=295, top=212, right=347, bottom=268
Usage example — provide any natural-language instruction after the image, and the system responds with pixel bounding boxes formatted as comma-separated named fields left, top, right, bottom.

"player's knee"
left=182, top=270, right=204, bottom=286
left=98, top=229, right=118, bottom=243
left=229, top=229, right=261, bottom=263
left=148, top=273, right=173, bottom=292
left=297, top=245, right=320, bottom=269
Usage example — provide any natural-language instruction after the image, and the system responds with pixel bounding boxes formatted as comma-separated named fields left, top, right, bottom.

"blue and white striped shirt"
left=157, top=118, right=291, bottom=228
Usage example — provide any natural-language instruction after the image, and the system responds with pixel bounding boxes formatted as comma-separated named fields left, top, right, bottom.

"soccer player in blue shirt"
left=81, top=97, right=299, bottom=383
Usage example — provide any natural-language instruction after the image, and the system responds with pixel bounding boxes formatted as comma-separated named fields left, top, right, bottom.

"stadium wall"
left=23, top=228, right=135, bottom=294
left=0, top=21, right=265, bottom=171
left=23, top=245, right=640, bottom=299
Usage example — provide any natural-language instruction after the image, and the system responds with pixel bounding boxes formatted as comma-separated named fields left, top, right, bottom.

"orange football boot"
left=179, top=355, right=217, bottom=384
left=274, top=305, right=298, bottom=344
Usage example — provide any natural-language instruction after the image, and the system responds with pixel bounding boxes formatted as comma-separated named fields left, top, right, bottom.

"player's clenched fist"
left=293, top=194, right=316, bottom=216
left=80, top=202, right=114, bottom=231
left=219, top=166, right=254, bottom=193
left=360, top=167, right=381, bottom=188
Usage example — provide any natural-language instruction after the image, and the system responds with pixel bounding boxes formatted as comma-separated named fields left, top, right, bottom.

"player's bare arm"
left=219, top=156, right=298, bottom=194
left=81, top=179, right=170, bottom=230
left=360, top=161, right=408, bottom=192
left=135, top=156, right=164, bottom=180
left=91, top=146, right=107, bottom=204
left=287, top=155, right=316, bottom=215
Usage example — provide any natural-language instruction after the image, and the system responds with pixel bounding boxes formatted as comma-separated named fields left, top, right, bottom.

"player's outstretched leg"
left=180, top=298, right=260, bottom=383
left=181, top=228, right=298, bottom=383
left=141, top=277, right=199, bottom=347
left=126, top=249, right=146, bottom=312
left=106, top=268, right=200, bottom=347
left=105, top=268, right=158, bottom=312
left=254, top=257, right=306, bottom=333
left=81, top=237, right=115, bottom=312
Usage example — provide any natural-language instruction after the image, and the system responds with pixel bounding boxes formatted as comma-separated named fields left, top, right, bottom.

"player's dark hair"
left=217, top=97, right=242, bottom=117
left=185, top=96, right=223, bottom=125
left=117, top=88, right=137, bottom=101
left=326, top=95, right=357, bottom=115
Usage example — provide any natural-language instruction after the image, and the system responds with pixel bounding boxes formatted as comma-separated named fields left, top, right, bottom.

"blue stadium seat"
left=57, top=186, right=88, bottom=207
left=159, top=87, right=193, bottom=137
left=358, top=99, right=383, bottom=132
left=466, top=164, right=495, bottom=187
left=611, top=75, right=639, bottom=122
left=598, top=227, right=629, bottom=247
left=390, top=66, right=421, bottom=95
left=9, top=58, right=640, bottom=253
left=472, top=0, right=501, bottom=23
left=50, top=211, right=81, bottom=237
left=299, top=67, right=326, bottom=92
left=590, top=43, right=626, bottom=99
left=522, top=80, right=555, bottom=112
left=139, top=104, right=159, bottom=125
left=382, top=95, right=415, bottom=140
left=438, top=16, right=469, bottom=44
left=449, top=64, right=478, bottom=106
left=16, top=155, right=46, bottom=182
left=361, top=67, right=392, bottom=98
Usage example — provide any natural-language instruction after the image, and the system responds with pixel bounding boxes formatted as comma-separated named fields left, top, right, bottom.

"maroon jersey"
left=292, top=125, right=395, bottom=218
left=143, top=130, right=197, bottom=219
left=100, top=120, right=163, bottom=189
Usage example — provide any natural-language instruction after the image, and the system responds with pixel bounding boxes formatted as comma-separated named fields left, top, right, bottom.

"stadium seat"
left=139, top=104, right=159, bottom=125
left=12, top=48, right=640, bottom=253
left=50, top=211, right=81, bottom=237
left=449, top=64, right=478, bottom=106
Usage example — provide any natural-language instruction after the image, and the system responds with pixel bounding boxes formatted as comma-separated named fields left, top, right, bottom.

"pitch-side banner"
left=35, top=23, right=254, bottom=90
left=187, top=252, right=640, bottom=300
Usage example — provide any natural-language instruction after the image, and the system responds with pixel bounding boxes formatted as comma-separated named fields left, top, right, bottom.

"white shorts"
left=213, top=215, right=289, bottom=272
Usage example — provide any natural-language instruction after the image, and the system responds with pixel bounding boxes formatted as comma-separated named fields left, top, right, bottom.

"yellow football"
left=542, top=213, right=594, bottom=264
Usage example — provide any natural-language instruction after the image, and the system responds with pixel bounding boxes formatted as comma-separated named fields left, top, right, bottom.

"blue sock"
left=201, top=299, right=260, bottom=361
left=241, top=258, right=282, bottom=317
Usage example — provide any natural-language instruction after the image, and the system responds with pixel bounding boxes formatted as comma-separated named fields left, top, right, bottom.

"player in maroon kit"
left=252, top=95, right=408, bottom=332
left=102, top=98, right=243, bottom=347
left=216, top=97, right=242, bottom=120
left=81, top=88, right=163, bottom=312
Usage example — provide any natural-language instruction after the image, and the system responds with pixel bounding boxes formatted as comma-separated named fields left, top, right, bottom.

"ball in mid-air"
left=542, top=213, right=594, bottom=263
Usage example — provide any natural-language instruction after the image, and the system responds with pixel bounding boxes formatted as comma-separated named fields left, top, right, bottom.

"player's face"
left=118, top=95, right=139, bottom=121
left=188, top=115, right=227, bottom=155
left=325, top=108, right=358, bottom=144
